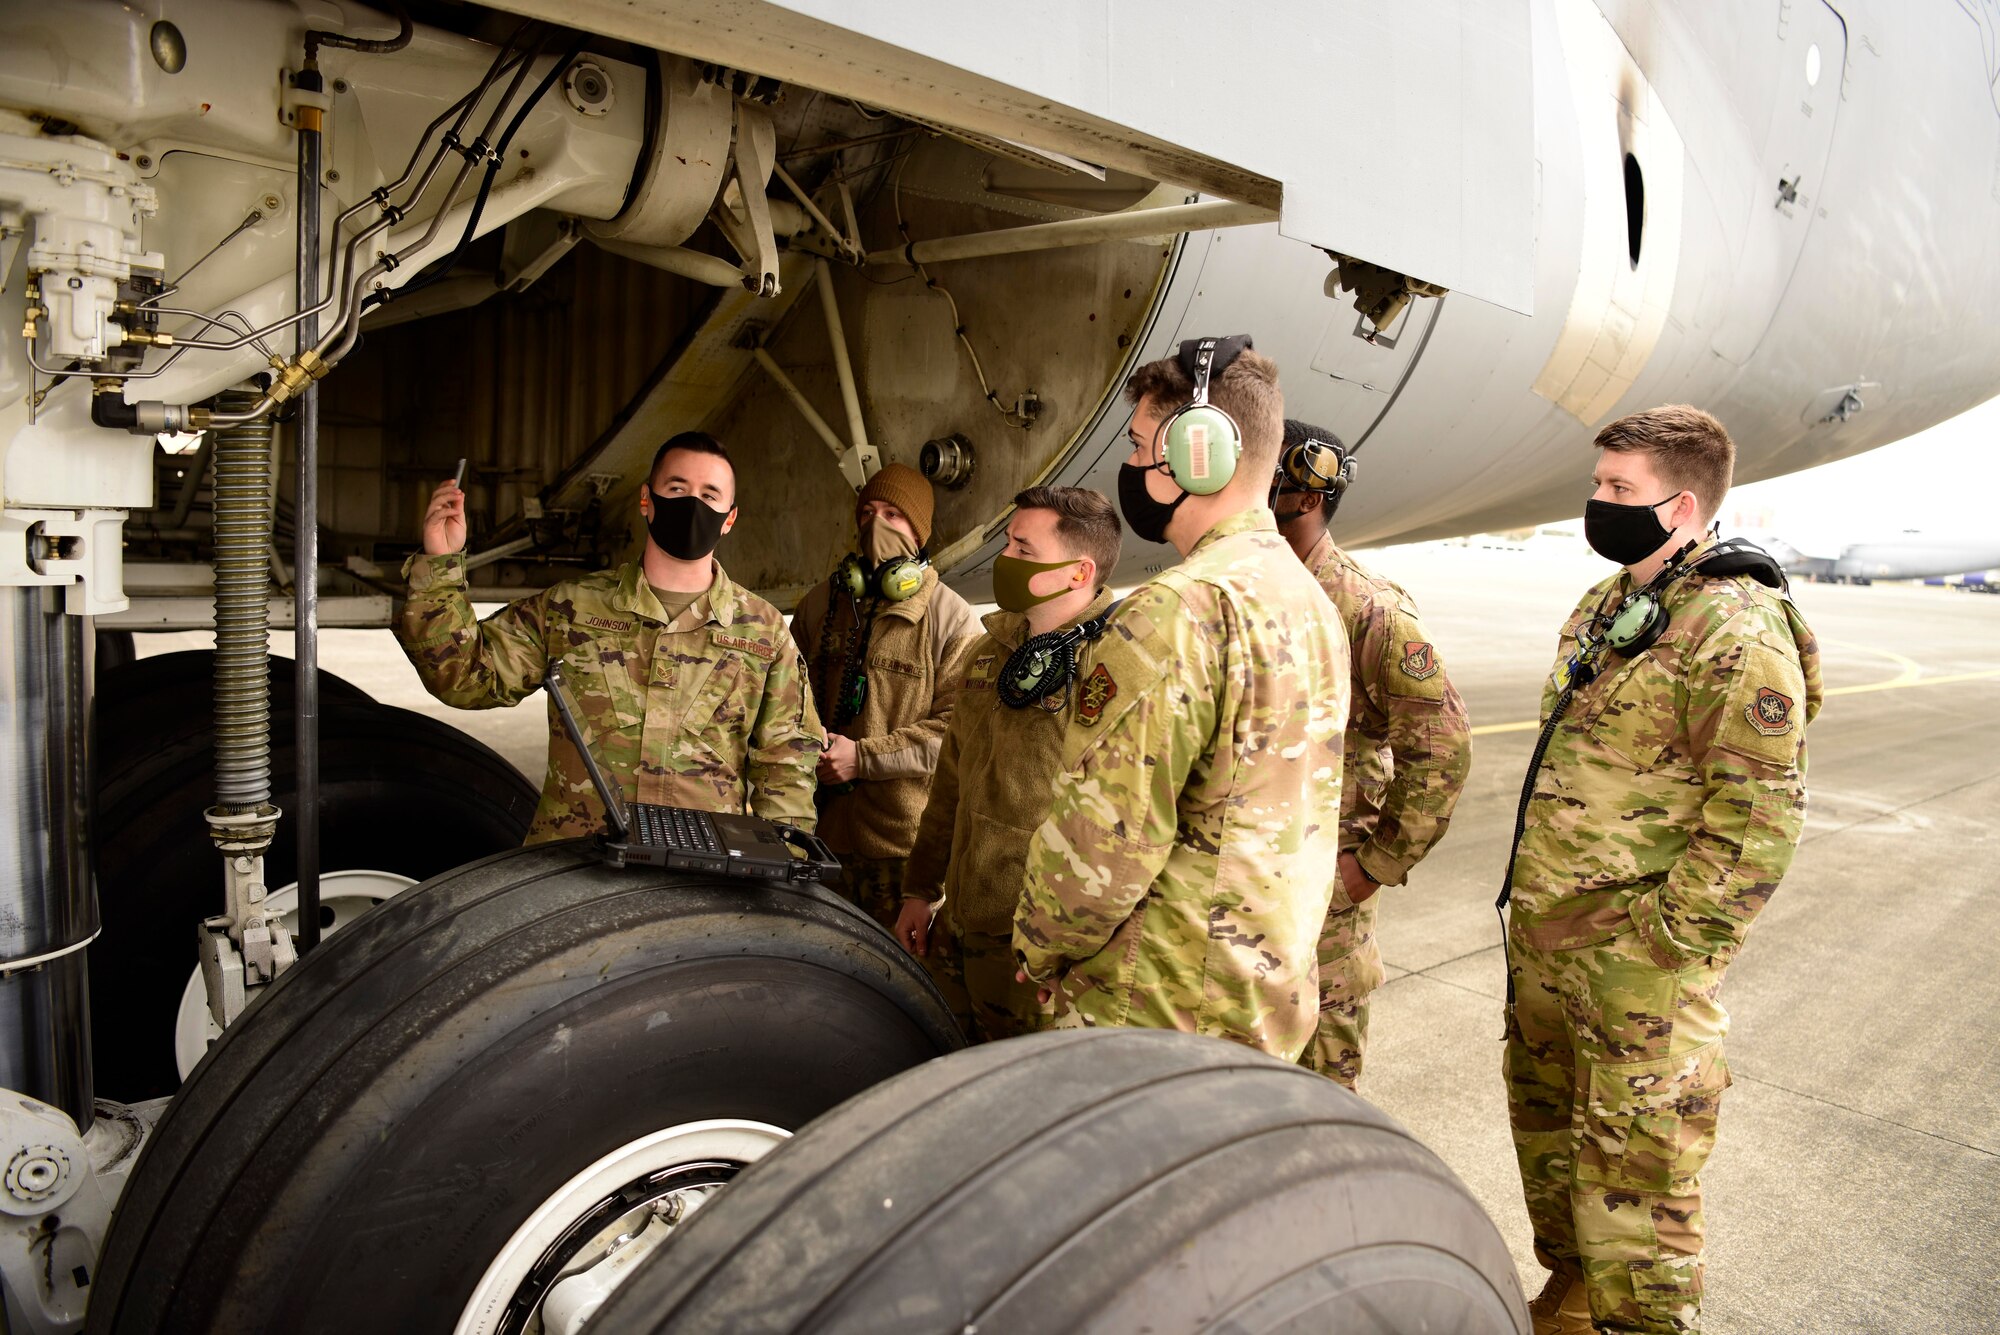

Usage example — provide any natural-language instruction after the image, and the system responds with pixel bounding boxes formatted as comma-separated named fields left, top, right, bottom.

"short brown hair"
left=1124, top=345, right=1285, bottom=475
left=651, top=431, right=734, bottom=494
left=1593, top=406, right=1735, bottom=522
left=1012, top=486, right=1121, bottom=588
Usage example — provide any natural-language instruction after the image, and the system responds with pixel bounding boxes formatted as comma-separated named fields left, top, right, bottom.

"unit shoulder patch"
left=1077, top=663, right=1118, bottom=725
left=1400, top=640, right=1439, bottom=680
left=1382, top=610, right=1449, bottom=702
left=1745, top=685, right=1795, bottom=736
left=1712, top=641, right=1807, bottom=766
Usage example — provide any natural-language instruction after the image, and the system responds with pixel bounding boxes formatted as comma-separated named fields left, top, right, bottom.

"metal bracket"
left=0, top=509, right=129, bottom=615
left=729, top=101, right=780, bottom=296
left=0, top=1094, right=159, bottom=1334
left=278, top=69, right=335, bottom=129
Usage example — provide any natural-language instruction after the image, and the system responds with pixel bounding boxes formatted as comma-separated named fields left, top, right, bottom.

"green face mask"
left=992, top=554, right=1081, bottom=613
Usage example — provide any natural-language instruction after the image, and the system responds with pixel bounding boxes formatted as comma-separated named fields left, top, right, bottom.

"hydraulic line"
left=208, top=391, right=276, bottom=810
left=295, top=64, right=325, bottom=951
left=380, top=36, right=588, bottom=316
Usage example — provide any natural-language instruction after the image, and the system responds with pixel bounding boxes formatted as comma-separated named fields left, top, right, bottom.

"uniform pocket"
left=682, top=654, right=749, bottom=755
left=1577, top=1040, right=1731, bottom=1194
left=1584, top=657, right=1678, bottom=772
left=559, top=643, right=644, bottom=735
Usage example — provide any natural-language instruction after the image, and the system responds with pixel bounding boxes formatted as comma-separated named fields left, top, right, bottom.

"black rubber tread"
left=92, top=650, right=371, bottom=813
left=84, top=842, right=962, bottom=1334
left=593, top=1029, right=1529, bottom=1335
left=89, top=699, right=539, bottom=1100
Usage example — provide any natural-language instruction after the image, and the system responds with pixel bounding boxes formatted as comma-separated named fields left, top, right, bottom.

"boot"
left=1528, top=1268, right=1595, bottom=1335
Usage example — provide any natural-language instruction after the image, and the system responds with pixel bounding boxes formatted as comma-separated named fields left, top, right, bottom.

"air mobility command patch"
left=1715, top=643, right=1808, bottom=766
left=1746, top=685, right=1795, bottom=736
left=1077, top=663, right=1117, bottom=725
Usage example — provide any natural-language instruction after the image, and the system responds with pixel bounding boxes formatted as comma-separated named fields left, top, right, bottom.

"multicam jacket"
left=1306, top=532, right=1472, bottom=883
left=396, top=553, right=823, bottom=844
left=1305, top=532, right=1472, bottom=1001
left=903, top=588, right=1118, bottom=935
left=1509, top=537, right=1823, bottom=966
left=1014, top=508, right=1351, bottom=1062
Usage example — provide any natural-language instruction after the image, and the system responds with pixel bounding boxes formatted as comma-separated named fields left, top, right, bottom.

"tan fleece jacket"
left=792, top=566, right=980, bottom=859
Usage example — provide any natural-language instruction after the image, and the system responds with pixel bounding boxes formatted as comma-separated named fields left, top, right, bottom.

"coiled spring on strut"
left=209, top=389, right=274, bottom=811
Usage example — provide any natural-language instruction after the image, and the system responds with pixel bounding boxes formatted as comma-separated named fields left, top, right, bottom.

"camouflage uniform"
left=792, top=567, right=979, bottom=928
left=1014, top=509, right=1350, bottom=1062
left=903, top=588, right=1118, bottom=1042
left=1302, top=532, right=1472, bottom=1088
left=396, top=553, right=823, bottom=843
left=1505, top=537, right=1822, bottom=1334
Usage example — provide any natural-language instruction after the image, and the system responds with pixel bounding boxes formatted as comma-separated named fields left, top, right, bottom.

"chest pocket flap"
left=1582, top=654, right=1679, bottom=771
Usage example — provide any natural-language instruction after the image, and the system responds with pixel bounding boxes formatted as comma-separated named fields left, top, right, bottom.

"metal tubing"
left=814, top=259, right=868, bottom=455
left=0, top=588, right=99, bottom=1128
left=592, top=239, right=747, bottom=288
left=771, top=162, right=852, bottom=254
left=294, top=69, right=324, bottom=952
left=863, top=198, right=1273, bottom=268
left=749, top=347, right=849, bottom=461
left=461, top=535, right=536, bottom=572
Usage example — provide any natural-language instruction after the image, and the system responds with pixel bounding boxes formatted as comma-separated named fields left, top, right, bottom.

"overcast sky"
left=1721, top=394, right=2000, bottom=553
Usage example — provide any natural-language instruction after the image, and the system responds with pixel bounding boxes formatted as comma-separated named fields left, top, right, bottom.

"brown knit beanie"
left=856, top=462, right=936, bottom=547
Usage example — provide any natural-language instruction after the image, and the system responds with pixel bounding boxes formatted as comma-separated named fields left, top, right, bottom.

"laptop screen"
left=542, top=663, right=631, bottom=840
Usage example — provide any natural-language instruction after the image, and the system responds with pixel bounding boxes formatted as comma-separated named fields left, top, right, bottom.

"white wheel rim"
left=173, top=868, right=416, bottom=1079
left=455, top=1119, right=789, bottom=1335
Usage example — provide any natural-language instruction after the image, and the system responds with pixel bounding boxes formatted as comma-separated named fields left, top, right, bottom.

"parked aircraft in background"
left=5, top=2, right=2000, bottom=1330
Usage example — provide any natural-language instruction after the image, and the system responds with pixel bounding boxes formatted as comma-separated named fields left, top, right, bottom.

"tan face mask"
left=859, top=518, right=919, bottom=566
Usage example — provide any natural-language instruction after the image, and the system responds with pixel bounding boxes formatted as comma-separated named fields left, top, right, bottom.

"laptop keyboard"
left=633, top=804, right=722, bottom=854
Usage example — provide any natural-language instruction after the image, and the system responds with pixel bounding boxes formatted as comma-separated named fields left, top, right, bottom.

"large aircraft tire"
left=85, top=843, right=961, bottom=1335
left=593, top=1029, right=1529, bottom=1335
left=90, top=695, right=539, bottom=1100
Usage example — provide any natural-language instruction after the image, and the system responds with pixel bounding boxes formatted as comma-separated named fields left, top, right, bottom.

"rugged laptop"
left=543, top=662, right=841, bottom=882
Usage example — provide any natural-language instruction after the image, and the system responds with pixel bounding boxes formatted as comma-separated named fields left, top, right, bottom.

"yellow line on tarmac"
left=1823, top=667, right=2000, bottom=698
left=1470, top=719, right=1540, bottom=737
left=1467, top=666, right=2000, bottom=736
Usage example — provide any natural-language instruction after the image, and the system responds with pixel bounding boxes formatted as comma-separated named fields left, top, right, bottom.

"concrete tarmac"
left=1351, top=540, right=2000, bottom=1335
left=140, top=538, right=2000, bottom=1332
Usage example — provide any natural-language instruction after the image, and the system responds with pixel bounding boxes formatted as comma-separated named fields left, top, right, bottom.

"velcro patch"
left=1383, top=612, right=1448, bottom=701
left=579, top=614, right=632, bottom=632
left=710, top=631, right=778, bottom=661
left=1713, top=643, right=1807, bottom=767
left=1077, top=663, right=1118, bottom=725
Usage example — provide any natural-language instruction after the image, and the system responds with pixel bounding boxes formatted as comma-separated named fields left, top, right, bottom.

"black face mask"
left=645, top=489, right=731, bottom=561
left=1584, top=495, right=1678, bottom=566
left=1118, top=462, right=1187, bottom=545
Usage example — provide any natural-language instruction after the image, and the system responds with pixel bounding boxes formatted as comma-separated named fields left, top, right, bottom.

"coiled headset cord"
left=1496, top=677, right=1584, bottom=1010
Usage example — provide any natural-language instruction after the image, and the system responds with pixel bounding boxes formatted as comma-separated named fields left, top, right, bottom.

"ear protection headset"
left=1600, top=536, right=1790, bottom=659
left=997, top=601, right=1121, bottom=710
left=1157, top=335, right=1253, bottom=496
left=835, top=551, right=928, bottom=603
left=1273, top=433, right=1357, bottom=506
